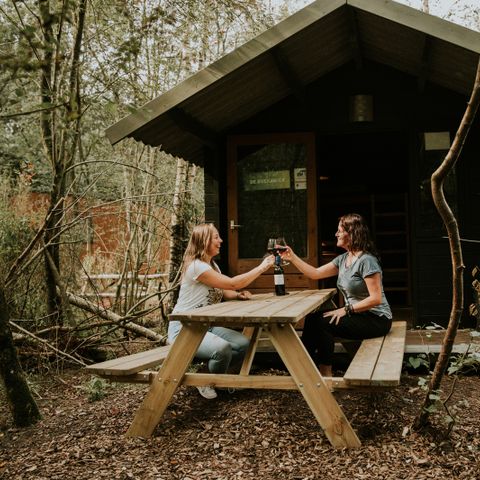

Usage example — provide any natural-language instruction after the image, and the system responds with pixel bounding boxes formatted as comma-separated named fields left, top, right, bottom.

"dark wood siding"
left=214, top=60, right=480, bottom=327
left=458, top=119, right=480, bottom=326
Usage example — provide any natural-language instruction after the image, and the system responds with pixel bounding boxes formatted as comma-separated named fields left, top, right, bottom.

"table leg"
left=126, top=323, right=208, bottom=437
left=240, top=326, right=261, bottom=376
left=267, top=323, right=361, bottom=448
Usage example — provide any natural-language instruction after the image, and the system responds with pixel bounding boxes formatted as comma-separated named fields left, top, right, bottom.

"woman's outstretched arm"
left=282, top=247, right=338, bottom=280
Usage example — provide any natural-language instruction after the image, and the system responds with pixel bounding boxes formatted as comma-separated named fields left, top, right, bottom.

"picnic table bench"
left=86, top=323, right=406, bottom=390
left=85, top=345, right=171, bottom=382
left=85, top=289, right=406, bottom=447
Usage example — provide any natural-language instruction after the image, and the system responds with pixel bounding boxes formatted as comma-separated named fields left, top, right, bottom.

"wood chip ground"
left=1, top=369, right=479, bottom=479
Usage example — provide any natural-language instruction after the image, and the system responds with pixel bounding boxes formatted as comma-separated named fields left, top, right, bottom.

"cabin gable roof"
left=106, top=0, right=480, bottom=165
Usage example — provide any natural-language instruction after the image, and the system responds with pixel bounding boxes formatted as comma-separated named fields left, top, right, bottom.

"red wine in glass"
left=275, top=237, right=289, bottom=265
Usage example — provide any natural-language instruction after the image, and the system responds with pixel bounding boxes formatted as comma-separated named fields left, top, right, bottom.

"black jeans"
left=301, top=310, right=392, bottom=366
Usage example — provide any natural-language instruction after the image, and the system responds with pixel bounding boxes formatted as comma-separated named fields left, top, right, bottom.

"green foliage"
left=0, top=0, right=333, bottom=368
left=417, top=376, right=428, bottom=389
left=0, top=183, right=49, bottom=321
left=415, top=329, right=480, bottom=434
left=83, top=377, right=108, bottom=402
left=448, top=353, right=480, bottom=374
left=407, top=353, right=430, bottom=370
left=0, top=185, right=37, bottom=273
left=0, top=210, right=34, bottom=267
left=447, top=331, right=480, bottom=375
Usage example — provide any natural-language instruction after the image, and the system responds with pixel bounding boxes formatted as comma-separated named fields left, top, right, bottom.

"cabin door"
left=226, top=133, right=318, bottom=291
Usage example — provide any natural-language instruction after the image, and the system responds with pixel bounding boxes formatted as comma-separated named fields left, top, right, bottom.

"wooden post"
left=126, top=323, right=207, bottom=437
left=267, top=323, right=361, bottom=448
left=240, top=326, right=261, bottom=376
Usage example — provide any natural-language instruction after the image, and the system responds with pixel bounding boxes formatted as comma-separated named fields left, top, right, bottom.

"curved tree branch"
left=414, top=58, right=480, bottom=430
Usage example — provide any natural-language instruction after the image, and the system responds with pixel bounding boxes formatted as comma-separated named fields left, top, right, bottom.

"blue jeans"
left=168, top=321, right=249, bottom=373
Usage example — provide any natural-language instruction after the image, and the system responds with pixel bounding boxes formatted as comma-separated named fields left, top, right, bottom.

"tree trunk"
left=39, top=0, right=87, bottom=322
left=413, top=59, right=480, bottom=430
left=167, top=158, right=189, bottom=310
left=0, top=285, right=41, bottom=427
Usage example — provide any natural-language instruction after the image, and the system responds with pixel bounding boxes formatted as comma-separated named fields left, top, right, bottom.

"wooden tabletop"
left=168, top=288, right=336, bottom=326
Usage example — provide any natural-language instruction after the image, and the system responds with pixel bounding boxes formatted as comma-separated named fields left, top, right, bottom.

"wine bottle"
left=274, top=255, right=286, bottom=296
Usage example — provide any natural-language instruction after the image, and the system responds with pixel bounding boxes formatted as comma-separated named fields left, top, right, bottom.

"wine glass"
left=266, top=238, right=277, bottom=256
left=275, top=237, right=290, bottom=266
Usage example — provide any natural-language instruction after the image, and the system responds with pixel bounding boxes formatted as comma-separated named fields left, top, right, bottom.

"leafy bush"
left=83, top=377, right=108, bottom=402
left=0, top=184, right=48, bottom=321
left=0, top=204, right=36, bottom=272
left=407, top=353, right=430, bottom=370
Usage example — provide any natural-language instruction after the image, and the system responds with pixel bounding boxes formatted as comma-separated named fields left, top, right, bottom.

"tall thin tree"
left=38, top=0, right=87, bottom=321
left=413, top=58, right=480, bottom=429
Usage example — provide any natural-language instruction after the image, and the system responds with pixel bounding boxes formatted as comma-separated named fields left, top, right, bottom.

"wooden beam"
left=100, top=371, right=157, bottom=383
left=239, top=327, right=262, bottom=375
left=347, top=7, right=363, bottom=70
left=349, top=0, right=480, bottom=54
left=96, top=371, right=394, bottom=391
left=183, top=372, right=297, bottom=390
left=270, top=47, right=306, bottom=106
left=417, top=34, right=432, bottom=93
left=268, top=323, right=361, bottom=448
left=167, top=107, right=219, bottom=150
left=126, top=323, right=208, bottom=437
left=182, top=373, right=390, bottom=391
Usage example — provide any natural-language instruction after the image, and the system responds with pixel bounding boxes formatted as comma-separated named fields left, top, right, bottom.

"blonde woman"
left=168, top=223, right=274, bottom=399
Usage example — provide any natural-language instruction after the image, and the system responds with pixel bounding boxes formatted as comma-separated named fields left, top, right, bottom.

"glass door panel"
left=237, top=142, right=307, bottom=258
left=227, top=133, right=317, bottom=290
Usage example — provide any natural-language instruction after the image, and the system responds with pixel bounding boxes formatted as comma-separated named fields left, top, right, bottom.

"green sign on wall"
left=244, top=170, right=290, bottom=191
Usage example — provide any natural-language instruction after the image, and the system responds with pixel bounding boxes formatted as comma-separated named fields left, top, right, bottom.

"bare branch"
left=65, top=290, right=165, bottom=343
left=9, top=320, right=86, bottom=367
left=0, top=102, right=67, bottom=119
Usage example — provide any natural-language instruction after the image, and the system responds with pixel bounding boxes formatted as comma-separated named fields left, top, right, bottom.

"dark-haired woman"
left=281, top=213, right=392, bottom=377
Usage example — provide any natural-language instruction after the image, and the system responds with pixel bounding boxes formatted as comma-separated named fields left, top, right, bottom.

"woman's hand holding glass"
left=260, top=254, right=275, bottom=272
left=267, top=237, right=290, bottom=266
left=275, top=237, right=289, bottom=266
left=280, top=245, right=294, bottom=263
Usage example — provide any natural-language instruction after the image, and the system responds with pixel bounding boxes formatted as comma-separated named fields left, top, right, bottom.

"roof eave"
left=105, top=0, right=347, bottom=145
left=105, top=0, right=480, bottom=147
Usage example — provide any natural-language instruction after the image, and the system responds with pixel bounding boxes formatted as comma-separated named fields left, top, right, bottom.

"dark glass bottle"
left=274, top=255, right=286, bottom=296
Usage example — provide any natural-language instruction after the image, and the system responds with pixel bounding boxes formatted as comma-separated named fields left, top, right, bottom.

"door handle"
left=230, top=220, right=242, bottom=230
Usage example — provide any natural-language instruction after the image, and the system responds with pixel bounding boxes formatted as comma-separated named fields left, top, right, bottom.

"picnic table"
left=123, top=288, right=364, bottom=448
left=86, top=288, right=406, bottom=448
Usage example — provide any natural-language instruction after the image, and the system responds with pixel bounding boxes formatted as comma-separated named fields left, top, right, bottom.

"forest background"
left=0, top=0, right=479, bottom=423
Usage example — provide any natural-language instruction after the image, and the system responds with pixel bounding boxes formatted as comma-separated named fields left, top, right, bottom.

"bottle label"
left=274, top=274, right=284, bottom=285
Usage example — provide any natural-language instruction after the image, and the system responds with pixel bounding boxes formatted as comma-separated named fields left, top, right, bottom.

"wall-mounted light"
left=349, top=94, right=373, bottom=122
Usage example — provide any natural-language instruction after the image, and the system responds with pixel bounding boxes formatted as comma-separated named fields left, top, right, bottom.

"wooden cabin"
left=106, top=0, right=480, bottom=327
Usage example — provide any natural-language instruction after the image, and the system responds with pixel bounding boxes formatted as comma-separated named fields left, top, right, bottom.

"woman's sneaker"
left=196, top=385, right=217, bottom=399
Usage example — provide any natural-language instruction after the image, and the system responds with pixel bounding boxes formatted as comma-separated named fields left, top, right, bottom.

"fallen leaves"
left=0, top=370, right=480, bottom=479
